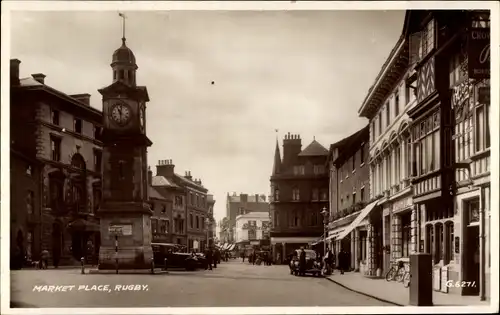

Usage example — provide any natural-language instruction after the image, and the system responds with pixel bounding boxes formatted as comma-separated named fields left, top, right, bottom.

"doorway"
left=463, top=225, right=480, bottom=295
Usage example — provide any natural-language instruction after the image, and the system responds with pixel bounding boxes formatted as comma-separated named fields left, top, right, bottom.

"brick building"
left=147, top=169, right=172, bottom=244
left=152, top=159, right=210, bottom=252
left=270, top=133, right=329, bottom=262
left=224, top=192, right=268, bottom=243
left=10, top=59, right=103, bottom=267
left=326, top=125, right=370, bottom=271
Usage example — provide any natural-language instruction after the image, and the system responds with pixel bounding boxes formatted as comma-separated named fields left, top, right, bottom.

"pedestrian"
left=41, top=249, right=50, bottom=270
left=213, top=249, right=220, bottom=268
left=241, top=252, right=245, bottom=263
left=204, top=247, right=213, bottom=270
left=277, top=252, right=281, bottom=265
left=338, top=249, right=347, bottom=274
left=299, top=247, right=306, bottom=276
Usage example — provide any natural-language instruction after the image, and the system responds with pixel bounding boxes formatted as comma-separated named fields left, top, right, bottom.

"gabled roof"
left=298, top=140, right=329, bottom=157
left=152, top=175, right=179, bottom=188
left=332, top=125, right=369, bottom=165
left=149, top=186, right=166, bottom=200
left=173, top=173, right=207, bottom=192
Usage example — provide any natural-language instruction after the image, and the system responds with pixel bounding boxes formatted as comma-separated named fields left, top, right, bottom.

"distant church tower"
left=97, top=13, right=153, bottom=270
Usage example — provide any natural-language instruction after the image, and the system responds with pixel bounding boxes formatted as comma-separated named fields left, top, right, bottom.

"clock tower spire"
left=97, top=14, right=153, bottom=270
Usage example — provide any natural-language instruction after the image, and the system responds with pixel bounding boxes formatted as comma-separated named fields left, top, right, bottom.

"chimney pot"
left=31, top=73, right=46, bottom=84
left=10, top=59, right=21, bottom=85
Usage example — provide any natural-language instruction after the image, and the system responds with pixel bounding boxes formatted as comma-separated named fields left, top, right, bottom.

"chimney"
left=185, top=170, right=192, bottom=181
left=31, top=73, right=46, bottom=84
left=156, top=159, right=175, bottom=178
left=70, top=93, right=91, bottom=106
left=241, top=194, right=248, bottom=203
left=148, top=166, right=152, bottom=186
left=283, top=131, right=302, bottom=167
left=10, top=59, right=21, bottom=86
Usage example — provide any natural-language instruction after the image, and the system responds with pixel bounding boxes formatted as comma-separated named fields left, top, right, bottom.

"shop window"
left=466, top=199, right=480, bottom=224
left=425, top=224, right=434, bottom=255
left=402, top=214, right=411, bottom=258
left=434, top=223, right=443, bottom=263
left=445, top=221, right=454, bottom=263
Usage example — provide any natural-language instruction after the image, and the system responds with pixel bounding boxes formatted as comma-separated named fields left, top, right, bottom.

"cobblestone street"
left=10, top=261, right=392, bottom=307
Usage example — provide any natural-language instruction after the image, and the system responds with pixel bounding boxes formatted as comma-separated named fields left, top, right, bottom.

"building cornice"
left=358, top=38, right=409, bottom=119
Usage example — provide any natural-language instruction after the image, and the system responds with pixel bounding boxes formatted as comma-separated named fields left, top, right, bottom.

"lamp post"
left=205, top=217, right=210, bottom=249
left=321, top=207, right=329, bottom=257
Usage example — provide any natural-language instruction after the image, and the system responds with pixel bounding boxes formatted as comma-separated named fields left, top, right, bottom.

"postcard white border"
left=1, top=1, right=499, bottom=314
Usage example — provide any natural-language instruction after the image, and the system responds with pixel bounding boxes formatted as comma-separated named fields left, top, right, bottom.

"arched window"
left=71, top=154, right=86, bottom=170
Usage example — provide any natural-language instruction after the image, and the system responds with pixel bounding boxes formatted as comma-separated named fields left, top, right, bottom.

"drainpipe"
left=479, top=186, right=486, bottom=301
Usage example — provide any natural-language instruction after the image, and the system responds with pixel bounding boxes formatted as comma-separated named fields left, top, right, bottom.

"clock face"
left=110, top=102, right=131, bottom=125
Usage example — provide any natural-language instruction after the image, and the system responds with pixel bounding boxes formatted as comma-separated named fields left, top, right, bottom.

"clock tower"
left=97, top=16, right=153, bottom=270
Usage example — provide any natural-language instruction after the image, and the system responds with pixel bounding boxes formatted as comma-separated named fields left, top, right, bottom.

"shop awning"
left=228, top=244, right=235, bottom=251
left=336, top=200, right=380, bottom=240
left=326, top=228, right=345, bottom=241
left=271, top=236, right=320, bottom=244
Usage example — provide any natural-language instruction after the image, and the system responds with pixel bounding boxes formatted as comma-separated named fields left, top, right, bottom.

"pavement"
left=325, top=271, right=491, bottom=307
left=9, top=260, right=393, bottom=308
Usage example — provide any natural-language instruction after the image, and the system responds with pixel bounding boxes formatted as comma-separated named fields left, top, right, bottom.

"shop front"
left=335, top=200, right=381, bottom=276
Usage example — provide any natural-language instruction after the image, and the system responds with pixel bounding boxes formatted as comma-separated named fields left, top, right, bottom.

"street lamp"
left=320, top=207, right=329, bottom=257
left=205, top=217, right=210, bottom=249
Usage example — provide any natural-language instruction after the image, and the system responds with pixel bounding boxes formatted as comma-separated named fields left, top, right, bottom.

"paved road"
left=10, top=260, right=392, bottom=307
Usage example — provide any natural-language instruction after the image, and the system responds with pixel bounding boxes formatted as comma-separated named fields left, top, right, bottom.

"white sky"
left=10, top=10, right=405, bottom=221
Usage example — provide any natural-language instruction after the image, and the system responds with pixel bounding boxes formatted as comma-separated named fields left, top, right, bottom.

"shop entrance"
left=463, top=225, right=480, bottom=295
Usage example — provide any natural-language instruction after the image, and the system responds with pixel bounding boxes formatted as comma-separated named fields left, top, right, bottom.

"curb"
left=325, top=276, right=404, bottom=306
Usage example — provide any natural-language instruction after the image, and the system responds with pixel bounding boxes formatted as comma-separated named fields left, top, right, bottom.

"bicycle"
left=385, top=260, right=406, bottom=282
left=403, top=270, right=411, bottom=288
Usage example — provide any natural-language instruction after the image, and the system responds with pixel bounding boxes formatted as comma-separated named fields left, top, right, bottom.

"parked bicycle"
left=385, top=259, right=406, bottom=282
left=403, top=270, right=411, bottom=288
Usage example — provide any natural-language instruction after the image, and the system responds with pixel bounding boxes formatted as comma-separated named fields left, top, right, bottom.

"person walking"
left=213, top=249, right=220, bottom=268
left=41, top=249, right=50, bottom=269
left=204, top=247, right=213, bottom=270
left=338, top=249, right=347, bottom=274
left=299, top=247, right=307, bottom=276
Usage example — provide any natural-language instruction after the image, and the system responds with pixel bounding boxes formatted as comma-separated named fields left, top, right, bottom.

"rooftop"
left=298, top=139, right=329, bottom=157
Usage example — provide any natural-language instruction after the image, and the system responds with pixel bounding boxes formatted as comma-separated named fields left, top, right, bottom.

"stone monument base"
left=98, top=245, right=153, bottom=270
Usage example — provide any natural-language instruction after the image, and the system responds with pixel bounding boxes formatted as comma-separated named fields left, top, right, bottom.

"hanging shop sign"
left=467, top=27, right=490, bottom=79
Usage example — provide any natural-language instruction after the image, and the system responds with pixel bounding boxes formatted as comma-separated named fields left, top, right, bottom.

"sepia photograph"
left=1, top=1, right=498, bottom=314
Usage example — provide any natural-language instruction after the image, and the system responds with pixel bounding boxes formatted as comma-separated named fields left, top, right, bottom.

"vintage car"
left=289, top=249, right=323, bottom=277
left=152, top=243, right=198, bottom=271
left=194, top=253, right=208, bottom=268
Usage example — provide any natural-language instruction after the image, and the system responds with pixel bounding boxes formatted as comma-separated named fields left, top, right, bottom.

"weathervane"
left=118, top=12, right=127, bottom=43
